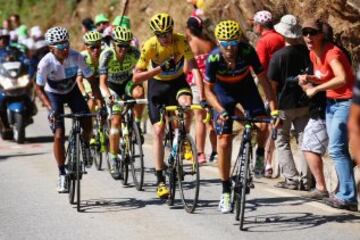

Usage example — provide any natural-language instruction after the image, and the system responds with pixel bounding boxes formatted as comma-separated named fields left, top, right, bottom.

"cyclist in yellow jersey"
left=133, top=13, right=204, bottom=199
left=77, top=30, right=103, bottom=113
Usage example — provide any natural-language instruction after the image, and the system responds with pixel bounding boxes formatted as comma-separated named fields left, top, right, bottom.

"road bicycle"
left=62, top=112, right=96, bottom=212
left=106, top=98, right=147, bottom=190
left=160, top=104, right=209, bottom=213
left=229, top=112, right=276, bottom=230
left=90, top=106, right=108, bottom=171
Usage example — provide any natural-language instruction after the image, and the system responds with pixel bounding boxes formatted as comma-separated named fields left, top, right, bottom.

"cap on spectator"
left=253, top=10, right=272, bottom=24
left=302, top=19, right=322, bottom=31
left=186, top=16, right=203, bottom=30
left=274, top=14, right=302, bottom=39
left=82, top=17, right=95, bottom=31
left=112, top=16, right=131, bottom=29
left=95, top=13, right=109, bottom=25
left=30, top=26, right=43, bottom=39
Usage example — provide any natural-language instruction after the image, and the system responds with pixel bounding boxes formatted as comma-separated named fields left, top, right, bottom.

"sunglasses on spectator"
left=219, top=40, right=239, bottom=48
left=302, top=29, right=319, bottom=37
left=155, top=31, right=172, bottom=39
left=116, top=43, right=130, bottom=49
left=53, top=41, right=70, bottom=51
left=86, top=44, right=101, bottom=50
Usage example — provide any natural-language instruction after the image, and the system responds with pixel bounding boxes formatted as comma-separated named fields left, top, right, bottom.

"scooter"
left=0, top=61, right=37, bottom=143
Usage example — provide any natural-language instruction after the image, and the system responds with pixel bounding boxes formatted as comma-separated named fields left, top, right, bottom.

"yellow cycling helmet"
left=214, top=20, right=241, bottom=41
left=83, top=31, right=102, bottom=44
left=149, top=13, right=174, bottom=34
left=112, top=26, right=133, bottom=42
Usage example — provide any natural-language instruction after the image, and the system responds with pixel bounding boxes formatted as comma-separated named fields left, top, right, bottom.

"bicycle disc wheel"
left=239, top=142, right=251, bottom=230
left=177, top=135, right=199, bottom=213
left=130, top=122, right=144, bottom=191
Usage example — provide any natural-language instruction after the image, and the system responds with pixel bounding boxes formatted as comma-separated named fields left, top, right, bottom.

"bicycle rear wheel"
left=238, top=142, right=251, bottom=230
left=177, top=135, right=199, bottom=213
left=130, top=121, right=144, bottom=191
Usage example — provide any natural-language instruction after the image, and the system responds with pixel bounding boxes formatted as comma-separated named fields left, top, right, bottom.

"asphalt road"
left=0, top=107, right=359, bottom=240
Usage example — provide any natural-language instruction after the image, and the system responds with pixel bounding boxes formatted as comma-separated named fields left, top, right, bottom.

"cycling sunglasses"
left=116, top=42, right=130, bottom=49
left=302, top=29, right=319, bottom=37
left=155, top=31, right=172, bottom=39
left=219, top=40, right=239, bottom=48
left=53, top=41, right=70, bottom=50
left=86, top=44, right=101, bottom=50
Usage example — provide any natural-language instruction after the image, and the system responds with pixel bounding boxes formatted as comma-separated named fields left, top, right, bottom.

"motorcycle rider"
left=0, top=28, right=30, bottom=138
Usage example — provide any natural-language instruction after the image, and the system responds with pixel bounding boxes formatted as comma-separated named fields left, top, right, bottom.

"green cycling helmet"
left=112, top=26, right=133, bottom=42
left=83, top=30, right=102, bottom=44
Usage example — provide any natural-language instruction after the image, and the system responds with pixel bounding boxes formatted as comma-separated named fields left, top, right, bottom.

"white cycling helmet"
left=45, top=26, right=69, bottom=45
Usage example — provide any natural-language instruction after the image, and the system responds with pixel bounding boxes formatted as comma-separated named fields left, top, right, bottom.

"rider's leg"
left=53, top=128, right=66, bottom=174
left=132, top=85, right=145, bottom=126
left=194, top=109, right=206, bottom=154
left=109, top=114, right=121, bottom=156
left=217, top=134, right=233, bottom=184
left=177, top=94, right=192, bottom=132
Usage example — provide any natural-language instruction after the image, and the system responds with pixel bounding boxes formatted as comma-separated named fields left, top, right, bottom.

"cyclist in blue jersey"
left=204, top=20, right=278, bottom=213
left=35, top=26, right=102, bottom=193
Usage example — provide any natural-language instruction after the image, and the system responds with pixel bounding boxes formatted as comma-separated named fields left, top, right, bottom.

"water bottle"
left=168, top=129, right=179, bottom=164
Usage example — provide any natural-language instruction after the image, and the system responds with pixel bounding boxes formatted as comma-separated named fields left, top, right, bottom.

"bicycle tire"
left=92, top=131, right=103, bottom=170
left=239, top=142, right=251, bottom=230
left=119, top=138, right=129, bottom=185
left=76, top=135, right=81, bottom=212
left=67, top=139, right=76, bottom=205
left=167, top=166, right=176, bottom=206
left=177, top=135, right=199, bottom=213
left=231, top=157, right=241, bottom=219
left=130, top=121, right=144, bottom=191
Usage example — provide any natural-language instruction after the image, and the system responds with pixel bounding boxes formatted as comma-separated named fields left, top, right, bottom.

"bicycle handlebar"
left=159, top=104, right=211, bottom=125
left=59, top=112, right=97, bottom=119
left=114, top=98, right=148, bottom=106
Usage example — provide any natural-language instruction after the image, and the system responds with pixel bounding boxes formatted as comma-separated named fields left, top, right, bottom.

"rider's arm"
left=99, top=74, right=111, bottom=98
left=133, top=67, right=162, bottom=83
left=76, top=74, right=87, bottom=96
left=257, top=72, right=277, bottom=112
left=35, top=85, right=51, bottom=110
left=204, top=82, right=224, bottom=113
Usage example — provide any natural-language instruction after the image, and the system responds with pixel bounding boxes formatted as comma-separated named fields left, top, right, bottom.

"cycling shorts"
left=46, top=86, right=89, bottom=133
left=148, top=74, right=191, bottom=124
left=213, top=80, right=266, bottom=135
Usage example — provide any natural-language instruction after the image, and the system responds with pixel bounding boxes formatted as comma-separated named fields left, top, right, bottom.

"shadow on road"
left=25, top=136, right=54, bottom=144
left=234, top=196, right=360, bottom=232
left=0, top=152, right=46, bottom=161
left=80, top=197, right=146, bottom=213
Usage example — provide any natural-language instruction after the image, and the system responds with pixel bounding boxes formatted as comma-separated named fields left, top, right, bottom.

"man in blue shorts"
left=35, top=26, right=102, bottom=193
left=204, top=20, right=278, bottom=213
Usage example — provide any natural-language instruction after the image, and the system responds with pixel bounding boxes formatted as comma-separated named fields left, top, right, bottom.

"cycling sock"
left=256, top=147, right=265, bottom=157
left=156, top=170, right=165, bottom=184
left=59, top=165, right=66, bottom=175
left=222, top=180, right=231, bottom=193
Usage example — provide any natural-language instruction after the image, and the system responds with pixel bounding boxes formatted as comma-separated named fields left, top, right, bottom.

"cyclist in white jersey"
left=35, top=26, right=102, bottom=193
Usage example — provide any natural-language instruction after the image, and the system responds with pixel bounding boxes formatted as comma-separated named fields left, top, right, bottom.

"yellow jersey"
left=136, top=33, right=194, bottom=81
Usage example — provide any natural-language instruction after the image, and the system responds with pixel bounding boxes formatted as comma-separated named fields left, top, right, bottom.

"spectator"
left=81, top=17, right=95, bottom=33
left=94, top=13, right=110, bottom=33
left=253, top=10, right=285, bottom=177
left=2, top=19, right=11, bottom=31
left=9, top=14, right=27, bottom=42
left=185, top=16, right=216, bottom=163
left=348, top=67, right=360, bottom=166
left=268, top=14, right=311, bottom=190
left=299, top=18, right=357, bottom=211
left=186, top=0, right=205, bottom=17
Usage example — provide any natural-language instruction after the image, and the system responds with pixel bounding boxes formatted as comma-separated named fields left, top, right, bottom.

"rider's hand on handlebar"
left=105, top=95, right=114, bottom=106
left=217, top=110, right=229, bottom=123
left=270, top=110, right=281, bottom=128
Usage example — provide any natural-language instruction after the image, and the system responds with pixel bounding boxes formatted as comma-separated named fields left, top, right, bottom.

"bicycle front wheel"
left=177, top=135, right=199, bottom=213
left=130, top=121, right=144, bottom=191
left=76, top=135, right=82, bottom=212
left=238, top=142, right=251, bottom=230
left=67, top=139, right=76, bottom=205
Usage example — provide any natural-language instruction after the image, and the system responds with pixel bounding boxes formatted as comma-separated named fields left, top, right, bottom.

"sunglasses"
left=116, top=43, right=130, bottom=49
left=53, top=42, right=70, bottom=51
left=219, top=40, right=239, bottom=48
left=302, top=29, right=319, bottom=37
left=86, top=44, right=101, bottom=50
left=155, top=31, right=172, bottom=39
